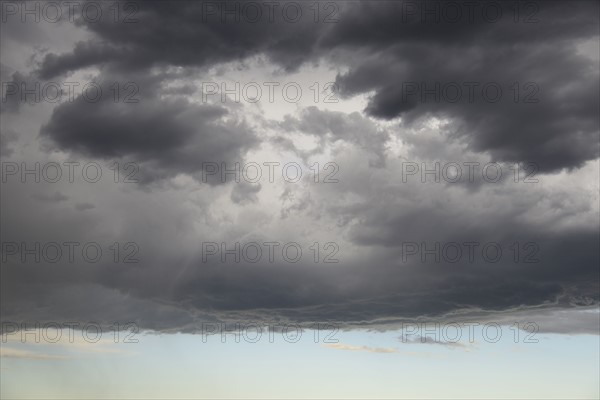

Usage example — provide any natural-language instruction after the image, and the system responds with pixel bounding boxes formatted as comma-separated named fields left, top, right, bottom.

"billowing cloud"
left=324, top=1, right=600, bottom=172
left=38, top=71, right=259, bottom=183
left=0, top=0, right=598, bottom=337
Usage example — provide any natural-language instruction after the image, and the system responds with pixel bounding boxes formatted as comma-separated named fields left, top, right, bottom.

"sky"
left=0, top=1, right=599, bottom=398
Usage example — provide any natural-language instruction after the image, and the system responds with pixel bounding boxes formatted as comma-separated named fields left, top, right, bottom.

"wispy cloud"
left=400, top=335, right=467, bottom=348
left=323, top=343, right=398, bottom=353
left=0, top=347, right=68, bottom=360
left=2, top=328, right=137, bottom=357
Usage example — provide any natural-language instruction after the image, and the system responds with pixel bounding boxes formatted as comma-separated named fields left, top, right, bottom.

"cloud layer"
left=1, top=0, right=598, bottom=334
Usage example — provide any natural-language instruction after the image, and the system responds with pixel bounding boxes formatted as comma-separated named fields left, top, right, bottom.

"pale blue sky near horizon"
left=1, top=320, right=598, bottom=399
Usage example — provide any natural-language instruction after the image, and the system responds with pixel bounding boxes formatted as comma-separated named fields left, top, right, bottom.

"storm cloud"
left=0, top=0, right=598, bottom=336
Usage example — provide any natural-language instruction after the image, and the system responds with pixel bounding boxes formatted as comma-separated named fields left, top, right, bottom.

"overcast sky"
left=1, top=1, right=599, bottom=398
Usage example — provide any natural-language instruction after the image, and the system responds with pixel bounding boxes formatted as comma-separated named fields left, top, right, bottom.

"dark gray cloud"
left=38, top=71, right=258, bottom=183
left=230, top=181, right=261, bottom=204
left=1, top=156, right=597, bottom=332
left=35, top=1, right=331, bottom=79
left=30, top=191, right=69, bottom=203
left=74, top=202, right=95, bottom=211
left=324, top=1, right=600, bottom=172
left=0, top=0, right=598, bottom=336
left=1, top=69, right=32, bottom=114
left=32, top=1, right=599, bottom=172
left=0, top=129, right=18, bottom=157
